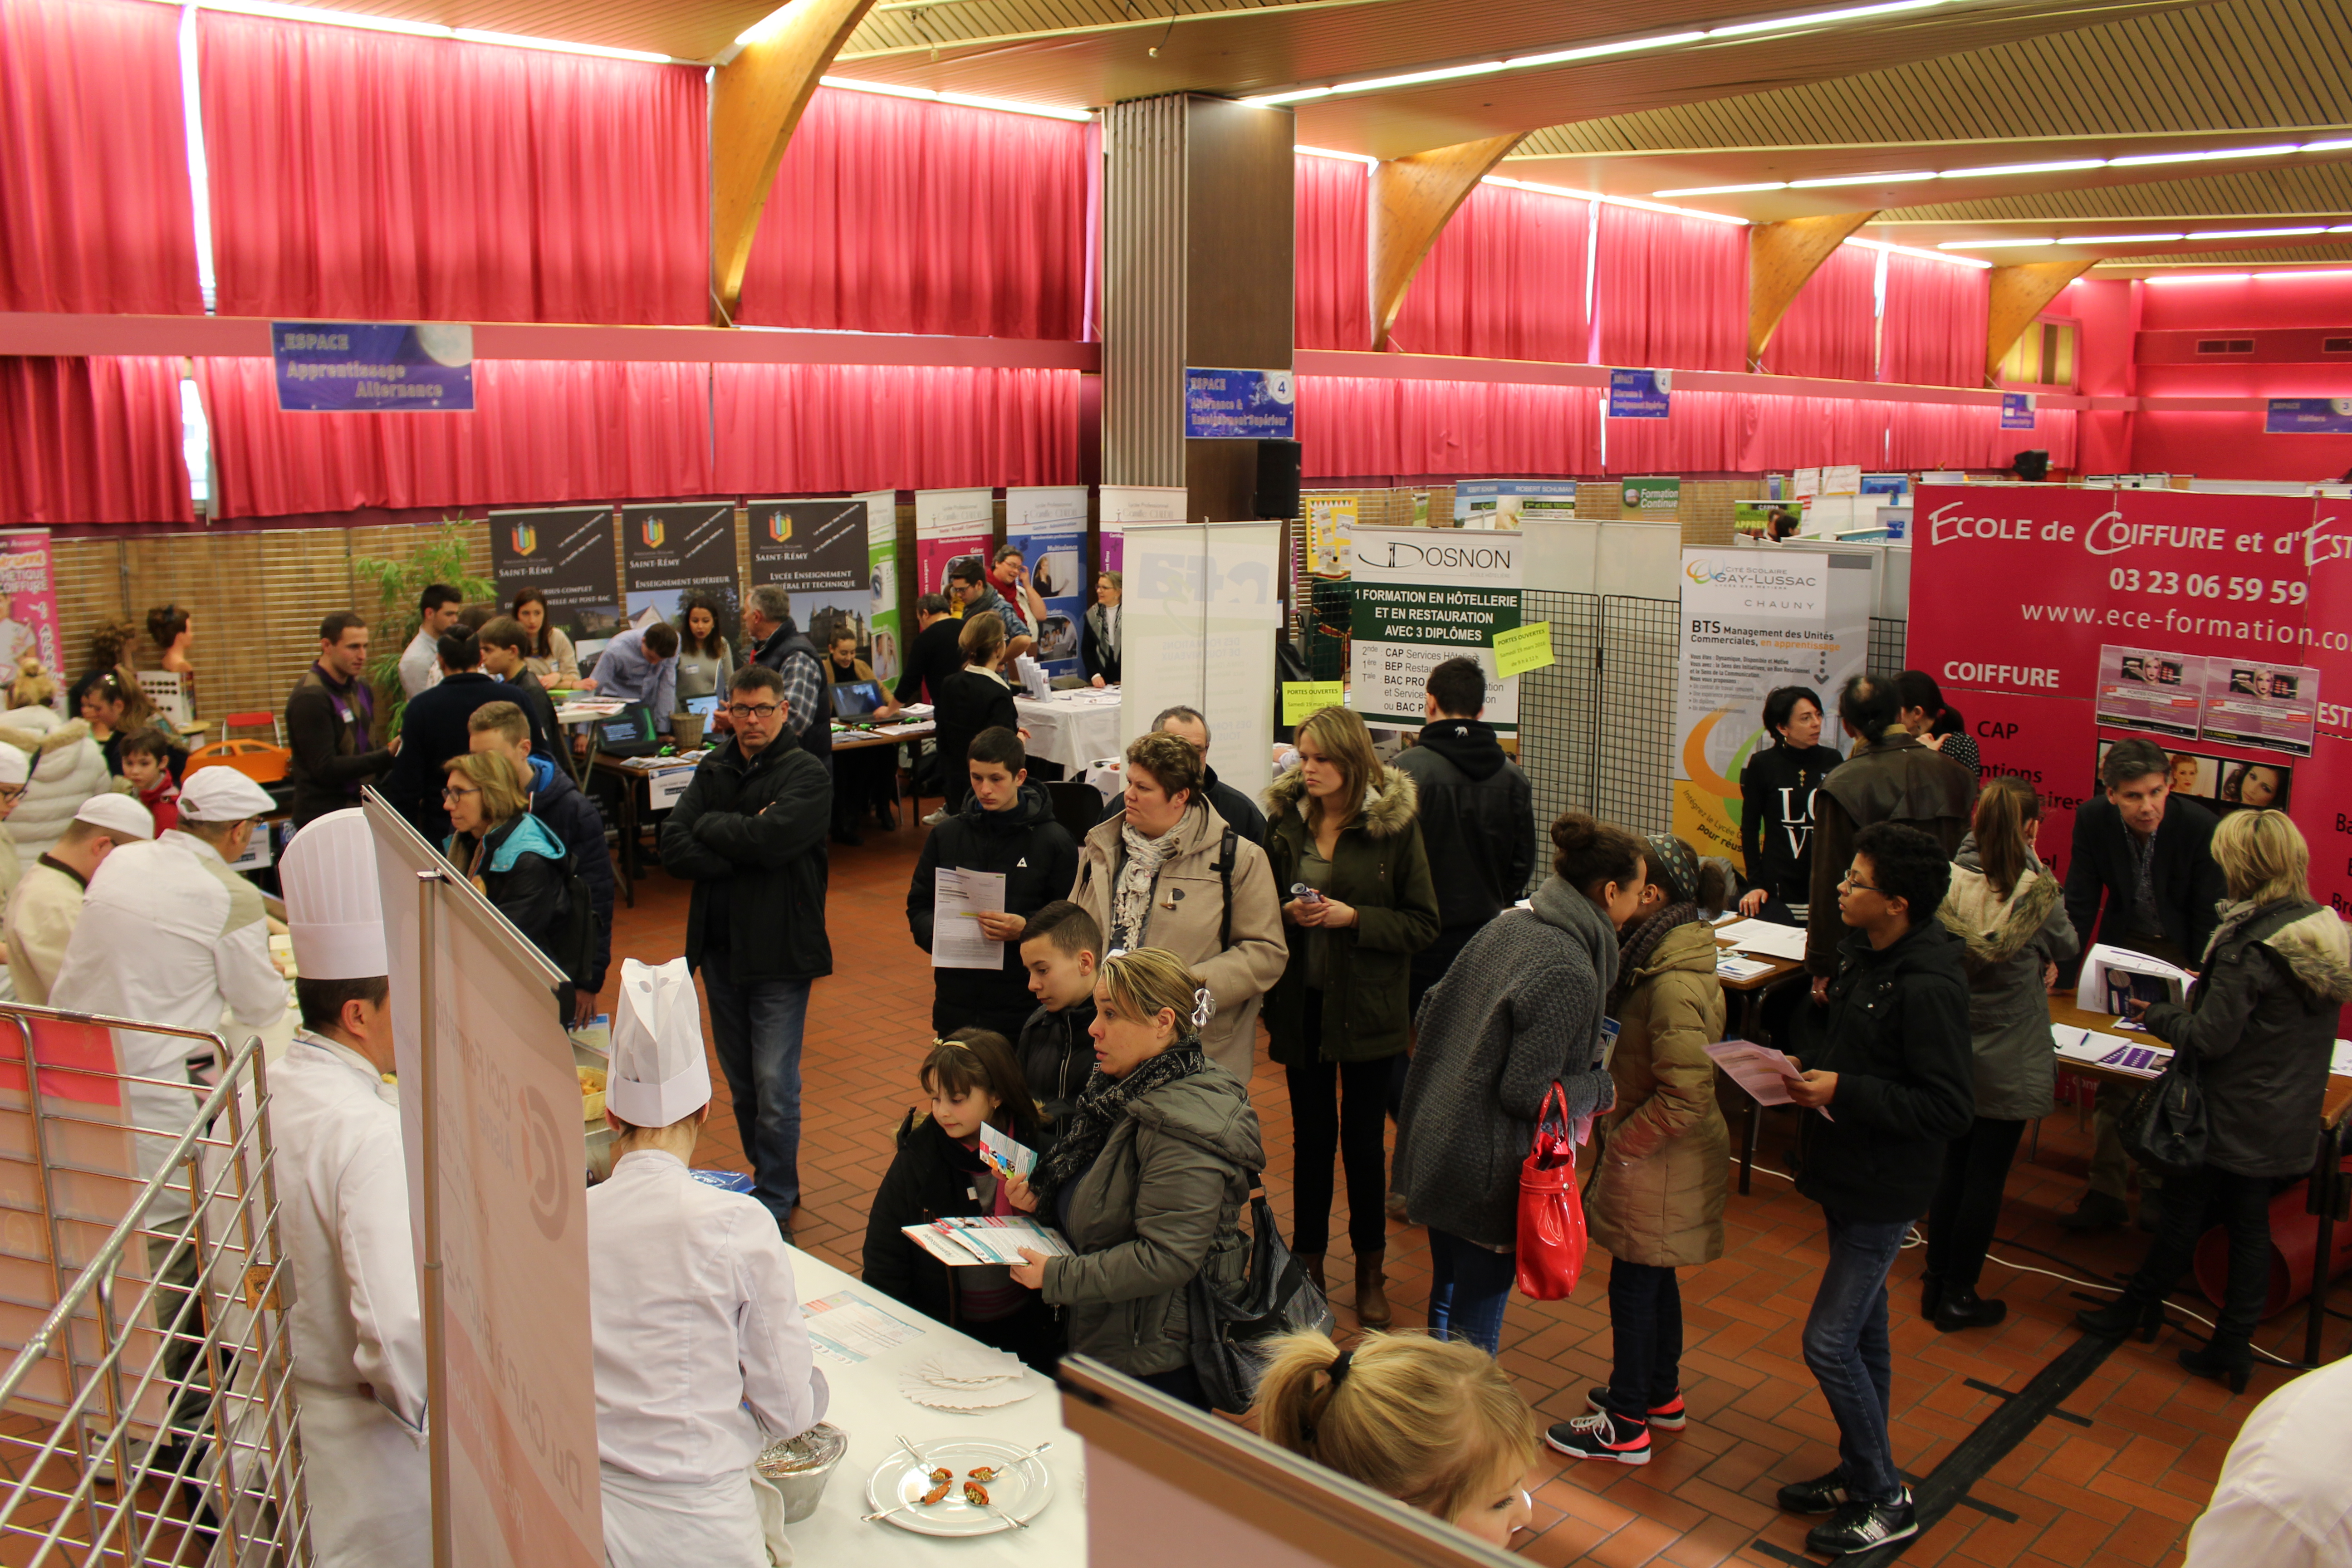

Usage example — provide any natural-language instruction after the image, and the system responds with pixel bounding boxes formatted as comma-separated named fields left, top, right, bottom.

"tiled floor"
left=616, top=811, right=2344, bottom=1568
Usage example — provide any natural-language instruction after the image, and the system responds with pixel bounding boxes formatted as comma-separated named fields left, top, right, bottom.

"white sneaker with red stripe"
left=1584, top=1386, right=1687, bottom=1430
left=1544, top=1409, right=1651, bottom=1465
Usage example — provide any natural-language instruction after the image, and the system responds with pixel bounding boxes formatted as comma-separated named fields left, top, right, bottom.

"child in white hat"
left=589, top=957, right=827, bottom=1567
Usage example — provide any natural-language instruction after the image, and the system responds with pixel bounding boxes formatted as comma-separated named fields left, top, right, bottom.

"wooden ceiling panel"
left=265, top=0, right=781, bottom=59
left=1885, top=161, right=2352, bottom=222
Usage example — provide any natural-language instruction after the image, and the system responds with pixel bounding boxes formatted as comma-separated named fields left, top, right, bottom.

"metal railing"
left=0, top=1004, right=308, bottom=1565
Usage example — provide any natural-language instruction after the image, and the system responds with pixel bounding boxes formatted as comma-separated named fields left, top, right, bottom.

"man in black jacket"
left=908, top=727, right=1080, bottom=1039
left=1015, top=899, right=1102, bottom=1137
left=285, top=612, right=397, bottom=828
left=378, top=630, right=508, bottom=843
left=657, top=663, right=832, bottom=1237
left=467, top=702, right=614, bottom=1027
left=2057, top=735, right=2225, bottom=1231
left=1094, top=706, right=1268, bottom=848
left=738, top=584, right=830, bottom=773
left=894, top=594, right=963, bottom=709
left=1778, top=822, right=1974, bottom=1556
left=1391, top=657, right=1534, bottom=1009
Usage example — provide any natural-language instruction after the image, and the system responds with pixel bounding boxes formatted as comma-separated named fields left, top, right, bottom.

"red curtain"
left=1300, top=377, right=1599, bottom=479
left=1593, top=205, right=1745, bottom=372
left=1881, top=253, right=1989, bottom=388
left=735, top=89, right=1089, bottom=338
left=1295, top=155, right=1368, bottom=352
left=196, top=358, right=714, bottom=518
left=0, top=358, right=194, bottom=524
left=1602, top=389, right=1744, bottom=474
left=1387, top=183, right=1587, bottom=363
left=1886, top=401, right=2074, bottom=470
left=1763, top=243, right=1876, bottom=381
left=196, top=12, right=707, bottom=325
left=713, top=364, right=1079, bottom=492
left=0, top=0, right=201, bottom=315
left=1730, top=393, right=1888, bottom=471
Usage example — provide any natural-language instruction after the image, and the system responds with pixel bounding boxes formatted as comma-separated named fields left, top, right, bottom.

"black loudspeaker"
left=2013, top=449, right=2051, bottom=482
left=1252, top=439, right=1302, bottom=519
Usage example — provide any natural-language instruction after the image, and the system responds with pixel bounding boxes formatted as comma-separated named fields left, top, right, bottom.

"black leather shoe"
left=2075, top=1294, right=2166, bottom=1342
left=2055, top=1191, right=2128, bottom=1231
left=1933, top=1288, right=2008, bottom=1331
left=1776, top=1470, right=1848, bottom=1514
left=1920, top=1275, right=1944, bottom=1319
left=1806, top=1492, right=1918, bottom=1556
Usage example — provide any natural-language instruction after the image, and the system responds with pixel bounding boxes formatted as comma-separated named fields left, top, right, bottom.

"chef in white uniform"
left=239, top=808, right=428, bottom=1567
left=590, top=957, right=827, bottom=1568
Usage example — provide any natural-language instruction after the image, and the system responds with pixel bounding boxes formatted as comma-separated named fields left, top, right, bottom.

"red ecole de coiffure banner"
left=1906, top=485, right=2352, bottom=916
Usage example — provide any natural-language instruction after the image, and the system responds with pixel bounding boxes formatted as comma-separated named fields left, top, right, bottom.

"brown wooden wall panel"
left=1184, top=95, right=1295, bottom=375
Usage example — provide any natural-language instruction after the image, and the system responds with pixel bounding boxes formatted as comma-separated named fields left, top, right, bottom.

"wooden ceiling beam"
left=1369, top=132, right=1527, bottom=351
left=1748, top=210, right=1877, bottom=367
left=1985, top=257, right=2097, bottom=382
left=710, top=0, right=882, bottom=325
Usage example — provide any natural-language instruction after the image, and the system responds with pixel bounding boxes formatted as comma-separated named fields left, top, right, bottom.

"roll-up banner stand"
left=915, top=487, right=996, bottom=603
left=1120, top=521, right=1282, bottom=803
left=1347, top=527, right=1523, bottom=732
left=749, top=496, right=870, bottom=656
left=1005, top=486, right=1090, bottom=680
left=1096, top=485, right=1188, bottom=574
left=860, top=490, right=903, bottom=682
left=621, top=502, right=739, bottom=635
left=489, top=506, right=623, bottom=666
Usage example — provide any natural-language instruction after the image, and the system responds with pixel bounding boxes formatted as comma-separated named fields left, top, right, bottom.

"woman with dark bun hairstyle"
left=1896, top=670, right=1979, bottom=779
left=1392, top=811, right=1647, bottom=1354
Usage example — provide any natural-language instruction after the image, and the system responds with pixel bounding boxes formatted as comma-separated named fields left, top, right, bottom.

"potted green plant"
left=353, top=519, right=496, bottom=733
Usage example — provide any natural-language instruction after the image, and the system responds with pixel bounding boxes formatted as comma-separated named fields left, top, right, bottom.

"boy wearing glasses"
left=1776, top=822, right=1974, bottom=1557
left=657, top=664, right=833, bottom=1241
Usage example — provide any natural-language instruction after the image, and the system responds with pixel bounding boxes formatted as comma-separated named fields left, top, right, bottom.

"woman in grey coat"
left=1392, top=812, right=1646, bottom=1355
left=1007, top=946, right=1263, bottom=1408
left=1922, top=779, right=2078, bottom=1330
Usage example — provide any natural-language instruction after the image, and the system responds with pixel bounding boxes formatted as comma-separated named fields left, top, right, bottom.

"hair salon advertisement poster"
left=1673, top=547, right=1875, bottom=869
left=0, top=530, right=59, bottom=679
left=488, top=506, right=622, bottom=650
left=1906, top=484, right=2352, bottom=915
left=621, top=503, right=740, bottom=636
left=915, top=487, right=995, bottom=604
left=749, top=496, right=869, bottom=658
left=1005, top=486, right=1088, bottom=679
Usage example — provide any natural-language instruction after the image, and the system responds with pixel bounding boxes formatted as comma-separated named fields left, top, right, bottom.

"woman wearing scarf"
left=1004, top=946, right=1264, bottom=1409
left=1549, top=833, right=1727, bottom=1467
left=1068, top=730, right=1288, bottom=1084
left=1392, top=813, right=1647, bottom=1356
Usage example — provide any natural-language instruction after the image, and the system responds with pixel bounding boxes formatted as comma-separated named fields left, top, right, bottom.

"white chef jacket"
left=204, top=1029, right=427, bottom=1568
left=50, top=830, right=287, bottom=1223
left=397, top=628, right=443, bottom=700
left=588, top=1150, right=825, bottom=1483
left=2183, top=1354, right=2352, bottom=1568
left=5, top=855, right=87, bottom=1005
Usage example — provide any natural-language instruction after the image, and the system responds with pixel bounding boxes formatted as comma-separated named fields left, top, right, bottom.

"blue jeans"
left=1606, top=1260, right=1682, bottom=1417
left=702, top=966, right=811, bottom=1228
left=1802, top=1210, right=1911, bottom=1504
left=1427, top=1228, right=1515, bottom=1355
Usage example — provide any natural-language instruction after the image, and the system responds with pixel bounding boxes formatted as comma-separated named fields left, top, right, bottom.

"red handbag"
left=1514, top=1082, right=1589, bottom=1301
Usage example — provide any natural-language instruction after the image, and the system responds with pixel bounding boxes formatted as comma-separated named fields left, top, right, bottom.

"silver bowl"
left=755, top=1423, right=849, bottom=1523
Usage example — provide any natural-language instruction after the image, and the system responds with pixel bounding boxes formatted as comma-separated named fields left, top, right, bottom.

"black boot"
left=2178, top=1335, right=2254, bottom=1395
left=2074, top=1292, right=2166, bottom=1342
left=1933, top=1288, right=2008, bottom=1331
left=1919, top=1275, right=1944, bottom=1320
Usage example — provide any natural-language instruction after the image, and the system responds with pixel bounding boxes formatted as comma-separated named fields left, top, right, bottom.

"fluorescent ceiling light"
left=199, top=0, right=452, bottom=38
left=817, top=76, right=1092, bottom=121
left=1939, top=237, right=2053, bottom=248
left=2188, top=225, right=2326, bottom=239
left=2056, top=233, right=2186, bottom=244
left=1787, top=171, right=1936, bottom=187
left=2302, top=138, right=2352, bottom=153
left=1505, top=30, right=1705, bottom=66
left=1841, top=236, right=1990, bottom=268
left=2106, top=144, right=2298, bottom=168
left=1653, top=181, right=1788, bottom=196
left=1942, top=159, right=2105, bottom=178
left=1296, top=145, right=1378, bottom=165
left=451, top=27, right=669, bottom=62
left=1241, top=87, right=1333, bottom=106
left=1335, top=61, right=1508, bottom=93
left=1484, top=175, right=1749, bottom=225
left=1706, top=0, right=1943, bottom=37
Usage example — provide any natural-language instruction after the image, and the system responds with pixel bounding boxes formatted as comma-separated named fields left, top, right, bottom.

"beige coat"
left=1583, top=920, right=1730, bottom=1269
left=1070, top=801, right=1288, bottom=1083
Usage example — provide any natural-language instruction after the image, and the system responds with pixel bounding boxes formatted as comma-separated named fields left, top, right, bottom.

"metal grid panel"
left=1516, top=590, right=1602, bottom=893
left=1304, top=580, right=1354, bottom=681
left=1595, top=595, right=1681, bottom=836
left=1868, top=616, right=1908, bottom=676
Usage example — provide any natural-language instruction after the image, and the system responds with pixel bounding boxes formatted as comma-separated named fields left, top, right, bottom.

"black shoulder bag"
left=1187, top=1171, right=1335, bottom=1413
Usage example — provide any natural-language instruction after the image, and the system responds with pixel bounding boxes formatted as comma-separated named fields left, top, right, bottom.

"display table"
left=592, top=751, right=706, bottom=908
left=1013, top=691, right=1123, bottom=774
left=780, top=1246, right=1085, bottom=1566
left=832, top=721, right=936, bottom=823
left=1711, top=928, right=1808, bottom=1196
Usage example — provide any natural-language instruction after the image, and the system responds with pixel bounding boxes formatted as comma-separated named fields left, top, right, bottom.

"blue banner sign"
left=1607, top=368, right=1671, bottom=418
left=2265, top=397, right=2352, bottom=434
left=1184, top=367, right=1294, bottom=439
left=272, top=321, right=475, bottom=412
left=1999, top=392, right=2036, bottom=429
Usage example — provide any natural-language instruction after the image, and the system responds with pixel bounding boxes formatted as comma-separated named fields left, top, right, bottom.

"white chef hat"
left=608, top=957, right=709, bottom=1128
left=279, top=808, right=387, bottom=980
left=74, top=794, right=154, bottom=840
left=0, top=744, right=29, bottom=789
left=179, top=767, right=278, bottom=823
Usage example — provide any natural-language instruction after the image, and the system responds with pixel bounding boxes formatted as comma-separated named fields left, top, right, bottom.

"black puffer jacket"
left=1391, top=718, right=1534, bottom=929
left=861, top=1107, right=1049, bottom=1325
left=657, top=733, right=834, bottom=984
left=1017, top=996, right=1097, bottom=1136
left=908, top=783, right=1080, bottom=1029
left=2142, top=899, right=2352, bottom=1178
left=1793, top=919, right=1976, bottom=1223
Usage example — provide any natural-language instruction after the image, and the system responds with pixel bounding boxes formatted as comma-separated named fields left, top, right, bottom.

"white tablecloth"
left=780, top=1247, right=1086, bottom=1567
left=1013, top=692, right=1125, bottom=774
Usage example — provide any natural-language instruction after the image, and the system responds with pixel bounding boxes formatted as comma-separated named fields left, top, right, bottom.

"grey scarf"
left=1530, top=873, right=1621, bottom=1059
left=1111, top=815, right=1182, bottom=950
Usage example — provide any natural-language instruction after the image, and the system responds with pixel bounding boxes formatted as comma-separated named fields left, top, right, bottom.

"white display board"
left=1347, top=527, right=1522, bottom=731
left=1097, top=485, right=1187, bottom=573
left=367, top=795, right=603, bottom=1568
left=1119, top=521, right=1281, bottom=803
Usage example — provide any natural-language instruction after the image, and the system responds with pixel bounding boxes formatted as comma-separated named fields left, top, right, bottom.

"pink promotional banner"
left=1908, top=485, right=2352, bottom=917
left=0, top=530, right=62, bottom=681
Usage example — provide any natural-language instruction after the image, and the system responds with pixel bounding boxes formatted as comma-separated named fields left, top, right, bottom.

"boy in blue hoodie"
left=470, top=701, right=615, bottom=1025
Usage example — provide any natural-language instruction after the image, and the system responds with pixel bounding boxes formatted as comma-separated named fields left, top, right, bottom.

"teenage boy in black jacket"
left=1778, top=822, right=1974, bottom=1557
left=1014, top=899, right=1103, bottom=1138
left=908, top=727, right=1080, bottom=1039
left=1392, top=657, right=1536, bottom=1009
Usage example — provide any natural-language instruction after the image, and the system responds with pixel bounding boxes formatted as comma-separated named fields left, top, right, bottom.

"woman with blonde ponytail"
left=1253, top=1329, right=1537, bottom=1547
left=1921, top=776, right=2078, bottom=1330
